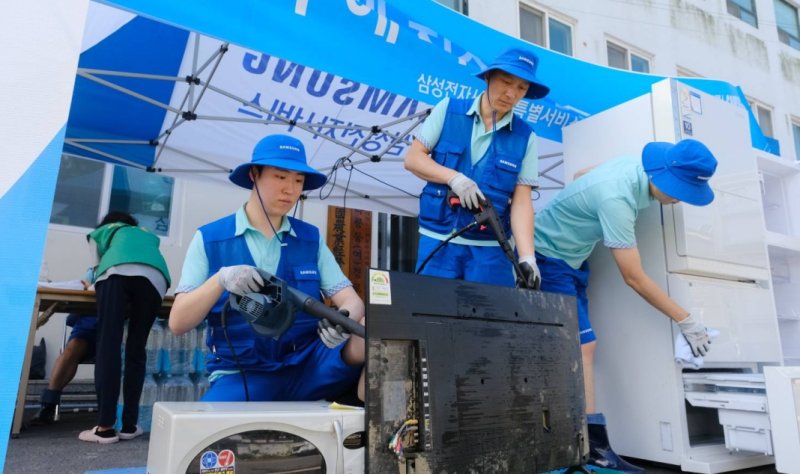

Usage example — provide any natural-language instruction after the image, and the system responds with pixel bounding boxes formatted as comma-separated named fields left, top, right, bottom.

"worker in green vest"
left=78, top=211, right=171, bottom=445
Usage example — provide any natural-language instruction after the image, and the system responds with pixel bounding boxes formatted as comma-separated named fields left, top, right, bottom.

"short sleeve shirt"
left=176, top=205, right=352, bottom=298
left=534, top=156, right=655, bottom=269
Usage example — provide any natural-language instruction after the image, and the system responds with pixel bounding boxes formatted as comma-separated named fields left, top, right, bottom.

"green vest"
left=88, top=223, right=171, bottom=287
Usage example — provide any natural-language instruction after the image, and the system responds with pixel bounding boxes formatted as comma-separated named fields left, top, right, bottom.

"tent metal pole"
left=77, top=70, right=183, bottom=115
left=539, top=159, right=563, bottom=175
left=373, top=108, right=430, bottom=128
left=78, top=68, right=181, bottom=82
left=193, top=43, right=228, bottom=76
left=539, top=152, right=563, bottom=160
left=187, top=43, right=227, bottom=116
left=147, top=168, right=229, bottom=174
left=154, top=41, right=228, bottom=167
left=64, top=140, right=146, bottom=168
left=188, top=32, right=200, bottom=112
left=68, top=139, right=151, bottom=145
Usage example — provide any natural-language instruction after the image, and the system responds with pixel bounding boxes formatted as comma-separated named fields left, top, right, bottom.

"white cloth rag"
left=674, top=328, right=720, bottom=369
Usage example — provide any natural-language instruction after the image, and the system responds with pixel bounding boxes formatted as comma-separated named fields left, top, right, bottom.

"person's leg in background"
left=537, top=255, right=643, bottom=473
left=119, top=276, right=161, bottom=439
left=32, top=335, right=91, bottom=424
left=80, top=276, right=129, bottom=444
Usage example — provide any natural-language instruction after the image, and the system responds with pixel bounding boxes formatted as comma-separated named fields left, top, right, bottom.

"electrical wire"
left=220, top=300, right=250, bottom=402
left=253, top=171, right=290, bottom=246
left=387, top=419, right=418, bottom=458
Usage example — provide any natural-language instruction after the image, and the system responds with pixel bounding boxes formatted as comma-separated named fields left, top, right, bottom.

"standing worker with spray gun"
left=404, top=47, right=547, bottom=289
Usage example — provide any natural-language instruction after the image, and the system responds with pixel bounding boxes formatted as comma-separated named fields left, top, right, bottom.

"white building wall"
left=466, top=0, right=800, bottom=162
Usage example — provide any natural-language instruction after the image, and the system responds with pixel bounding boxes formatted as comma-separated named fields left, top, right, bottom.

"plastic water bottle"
left=160, top=374, right=194, bottom=402
left=138, top=374, right=159, bottom=432
left=114, top=390, right=124, bottom=431
left=165, top=328, right=196, bottom=375
left=194, top=322, right=209, bottom=375
left=194, top=375, right=210, bottom=401
left=145, top=322, right=164, bottom=375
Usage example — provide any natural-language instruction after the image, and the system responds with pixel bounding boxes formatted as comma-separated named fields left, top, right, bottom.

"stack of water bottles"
left=116, top=319, right=210, bottom=432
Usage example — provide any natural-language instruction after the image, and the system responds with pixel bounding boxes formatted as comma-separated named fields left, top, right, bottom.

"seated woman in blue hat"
left=404, top=47, right=548, bottom=290
left=169, top=134, right=365, bottom=402
left=534, top=138, right=718, bottom=473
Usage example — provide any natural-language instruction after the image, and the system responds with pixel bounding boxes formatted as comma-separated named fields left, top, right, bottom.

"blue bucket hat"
left=475, top=47, right=550, bottom=99
left=642, top=139, right=718, bottom=206
left=229, top=134, right=327, bottom=191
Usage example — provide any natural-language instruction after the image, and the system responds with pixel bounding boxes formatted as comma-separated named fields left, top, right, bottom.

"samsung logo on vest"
left=499, top=159, right=518, bottom=169
left=299, top=270, right=318, bottom=275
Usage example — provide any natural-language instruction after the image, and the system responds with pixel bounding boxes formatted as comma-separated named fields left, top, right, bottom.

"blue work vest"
left=418, top=98, right=531, bottom=241
left=200, top=214, right=323, bottom=372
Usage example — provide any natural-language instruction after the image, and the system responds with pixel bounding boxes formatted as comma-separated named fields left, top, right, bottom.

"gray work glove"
left=518, top=255, right=541, bottom=290
left=217, top=265, right=264, bottom=295
left=447, top=172, right=485, bottom=211
left=318, top=310, right=351, bottom=349
left=677, top=314, right=710, bottom=357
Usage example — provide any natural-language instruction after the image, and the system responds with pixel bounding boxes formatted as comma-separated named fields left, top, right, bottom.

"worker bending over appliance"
left=534, top=139, right=718, bottom=473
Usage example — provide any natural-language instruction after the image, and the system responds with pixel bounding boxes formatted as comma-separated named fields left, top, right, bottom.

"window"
left=727, top=0, right=759, bottom=27
left=51, top=155, right=176, bottom=236
left=747, top=98, right=775, bottom=137
left=775, top=0, right=800, bottom=50
left=792, top=119, right=800, bottom=161
left=606, top=41, right=651, bottom=73
left=676, top=66, right=703, bottom=78
left=50, top=155, right=105, bottom=229
left=520, top=5, right=574, bottom=56
left=434, top=0, right=468, bottom=15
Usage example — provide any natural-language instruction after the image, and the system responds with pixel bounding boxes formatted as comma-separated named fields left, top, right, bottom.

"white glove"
left=677, top=314, right=710, bottom=357
left=318, top=315, right=351, bottom=349
left=447, top=172, right=485, bottom=211
left=518, top=255, right=541, bottom=290
left=217, top=265, right=264, bottom=295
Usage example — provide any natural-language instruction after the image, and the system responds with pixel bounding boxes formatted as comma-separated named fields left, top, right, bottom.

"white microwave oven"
left=146, top=401, right=365, bottom=474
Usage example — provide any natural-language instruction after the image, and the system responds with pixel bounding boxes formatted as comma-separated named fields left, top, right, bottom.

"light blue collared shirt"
left=176, top=205, right=351, bottom=297
left=534, top=156, right=655, bottom=269
left=416, top=94, right=539, bottom=246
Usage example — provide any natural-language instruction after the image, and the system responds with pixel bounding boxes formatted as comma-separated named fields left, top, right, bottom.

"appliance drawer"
left=718, top=408, right=773, bottom=456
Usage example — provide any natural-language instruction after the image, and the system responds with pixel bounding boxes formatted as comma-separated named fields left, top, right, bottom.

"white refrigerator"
left=559, top=78, right=799, bottom=473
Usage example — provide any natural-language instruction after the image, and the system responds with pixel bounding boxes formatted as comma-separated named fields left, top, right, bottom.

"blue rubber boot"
left=586, top=413, right=645, bottom=474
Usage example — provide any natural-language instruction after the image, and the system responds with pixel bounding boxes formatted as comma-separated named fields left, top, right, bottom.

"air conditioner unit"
left=146, top=401, right=365, bottom=474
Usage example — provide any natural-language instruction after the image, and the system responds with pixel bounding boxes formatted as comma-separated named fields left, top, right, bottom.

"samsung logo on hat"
left=279, top=145, right=301, bottom=152
left=518, top=56, right=535, bottom=67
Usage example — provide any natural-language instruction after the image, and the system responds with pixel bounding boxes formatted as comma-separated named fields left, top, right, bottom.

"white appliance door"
left=668, top=274, right=782, bottom=363
left=665, top=174, right=769, bottom=273
left=654, top=81, right=769, bottom=278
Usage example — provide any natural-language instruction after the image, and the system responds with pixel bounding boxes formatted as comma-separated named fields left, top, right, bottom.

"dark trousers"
left=94, top=275, right=161, bottom=429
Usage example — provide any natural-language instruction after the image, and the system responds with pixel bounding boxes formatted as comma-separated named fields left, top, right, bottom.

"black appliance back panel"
left=366, top=271, right=586, bottom=473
